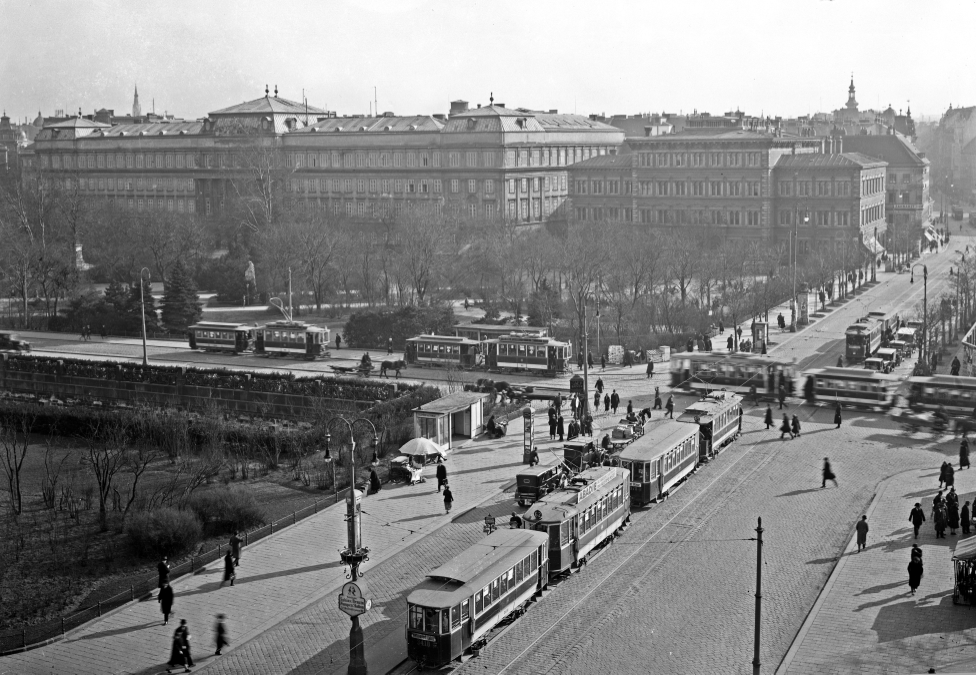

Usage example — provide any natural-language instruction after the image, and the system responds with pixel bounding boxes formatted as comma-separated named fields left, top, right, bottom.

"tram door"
left=449, top=603, right=464, bottom=654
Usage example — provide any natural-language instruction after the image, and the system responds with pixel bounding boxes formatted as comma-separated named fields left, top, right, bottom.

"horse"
left=379, top=359, right=405, bottom=379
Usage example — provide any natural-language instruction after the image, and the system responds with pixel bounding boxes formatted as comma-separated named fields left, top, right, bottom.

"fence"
left=0, top=494, right=337, bottom=655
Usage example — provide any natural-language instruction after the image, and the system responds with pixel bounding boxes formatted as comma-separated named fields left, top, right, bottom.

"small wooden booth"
left=413, top=391, right=492, bottom=452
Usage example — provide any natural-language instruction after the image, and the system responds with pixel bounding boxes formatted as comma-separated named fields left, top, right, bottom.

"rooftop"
left=297, top=115, right=444, bottom=134
left=841, top=135, right=928, bottom=167
left=415, top=391, right=490, bottom=415
left=209, top=95, right=327, bottom=117
left=571, top=152, right=633, bottom=170
left=775, top=152, right=887, bottom=170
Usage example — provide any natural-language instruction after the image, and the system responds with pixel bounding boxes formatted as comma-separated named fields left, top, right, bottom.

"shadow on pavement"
left=66, top=620, right=160, bottom=642
left=177, top=560, right=345, bottom=596
left=776, top=487, right=824, bottom=498
left=872, top=594, right=975, bottom=642
left=857, top=580, right=910, bottom=596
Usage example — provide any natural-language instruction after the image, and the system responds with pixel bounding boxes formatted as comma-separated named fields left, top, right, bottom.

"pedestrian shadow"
left=856, top=580, right=910, bottom=596
left=451, top=461, right=525, bottom=477
left=776, top=487, right=824, bottom=498
left=806, top=556, right=840, bottom=565
left=393, top=513, right=439, bottom=524
left=855, top=591, right=909, bottom=612
left=872, top=595, right=976, bottom=642
left=177, top=560, right=345, bottom=596
left=66, top=620, right=160, bottom=642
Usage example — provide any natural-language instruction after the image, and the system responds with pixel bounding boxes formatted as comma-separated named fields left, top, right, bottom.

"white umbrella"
left=398, top=437, right=447, bottom=462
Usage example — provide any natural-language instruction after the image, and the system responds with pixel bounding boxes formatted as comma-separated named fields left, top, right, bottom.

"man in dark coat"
left=158, top=582, right=174, bottom=625
left=335, top=334, right=342, bottom=350
left=229, top=531, right=243, bottom=567
left=593, top=390, right=601, bottom=413
left=557, top=415, right=565, bottom=442
left=777, top=386, right=786, bottom=409
left=221, top=551, right=235, bottom=587
left=962, top=436, right=971, bottom=470
left=369, top=468, right=382, bottom=495
left=946, top=464, right=956, bottom=489
left=908, top=554, right=923, bottom=595
left=168, top=621, right=191, bottom=672
left=653, top=387, right=662, bottom=410
left=939, top=461, right=950, bottom=489
left=587, top=352, right=594, bottom=368
left=436, top=463, right=448, bottom=492
left=780, top=414, right=793, bottom=440
left=764, top=405, right=773, bottom=429
left=934, top=504, right=948, bottom=538
left=952, top=355, right=962, bottom=376
left=791, top=414, right=801, bottom=438
left=549, top=415, right=557, bottom=440
left=610, top=390, right=620, bottom=415
left=158, top=557, right=171, bottom=592
left=600, top=354, right=606, bottom=370
left=727, top=334, right=734, bottom=351
left=626, top=400, right=634, bottom=417
left=821, top=458, right=837, bottom=488
left=595, top=378, right=604, bottom=394
left=529, top=447, right=540, bottom=467
left=909, top=502, right=926, bottom=538
left=834, top=403, right=842, bottom=429
left=442, top=484, right=454, bottom=513
left=665, top=395, right=674, bottom=419
left=214, top=614, right=228, bottom=657
left=603, top=393, right=610, bottom=413
left=949, top=499, right=960, bottom=535
left=855, top=515, right=869, bottom=552
left=646, top=360, right=654, bottom=379
left=837, top=355, right=844, bottom=368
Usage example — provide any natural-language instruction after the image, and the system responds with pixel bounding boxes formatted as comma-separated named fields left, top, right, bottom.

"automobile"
left=864, top=357, right=890, bottom=374
left=888, top=339, right=911, bottom=359
left=896, top=327, right=918, bottom=348
left=0, top=332, right=30, bottom=352
left=875, top=347, right=900, bottom=370
left=515, top=464, right=564, bottom=506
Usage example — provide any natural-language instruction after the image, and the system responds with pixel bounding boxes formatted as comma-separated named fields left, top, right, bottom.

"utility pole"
left=582, top=305, right=590, bottom=419
left=288, top=267, right=293, bottom=319
left=752, top=516, right=764, bottom=675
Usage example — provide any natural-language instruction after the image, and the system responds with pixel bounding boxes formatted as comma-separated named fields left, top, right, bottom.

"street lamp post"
left=139, top=267, right=151, bottom=367
left=324, top=417, right=379, bottom=675
left=911, top=263, right=928, bottom=369
left=872, top=225, right=877, bottom=283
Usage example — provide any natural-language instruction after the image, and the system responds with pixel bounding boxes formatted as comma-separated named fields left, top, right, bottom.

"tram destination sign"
left=575, top=469, right=616, bottom=504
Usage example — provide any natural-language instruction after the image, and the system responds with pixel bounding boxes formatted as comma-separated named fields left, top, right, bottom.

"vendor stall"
left=413, top=391, right=492, bottom=452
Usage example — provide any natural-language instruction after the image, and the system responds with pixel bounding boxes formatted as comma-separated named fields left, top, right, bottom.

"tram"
left=254, top=321, right=330, bottom=359
left=676, top=391, right=742, bottom=462
left=405, top=529, right=549, bottom=668
left=187, top=322, right=255, bottom=354
left=906, top=375, right=976, bottom=415
left=455, top=323, right=549, bottom=341
left=405, top=335, right=483, bottom=368
left=670, top=352, right=795, bottom=397
left=525, top=466, right=630, bottom=575
left=802, top=367, right=901, bottom=410
left=619, top=421, right=699, bottom=506
left=484, top=335, right=572, bottom=376
left=845, top=318, right=884, bottom=363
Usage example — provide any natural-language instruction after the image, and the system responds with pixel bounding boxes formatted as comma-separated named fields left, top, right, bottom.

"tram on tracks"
left=523, top=466, right=630, bottom=575
left=405, top=529, right=549, bottom=669
left=619, top=421, right=699, bottom=506
left=802, top=367, right=901, bottom=410
left=906, top=375, right=976, bottom=415
left=454, top=323, right=549, bottom=341
left=187, top=322, right=255, bottom=354
left=405, top=335, right=483, bottom=369
left=254, top=321, right=330, bottom=359
left=676, top=391, right=742, bottom=462
left=844, top=311, right=898, bottom=363
left=484, top=335, right=572, bottom=376
left=670, top=352, right=795, bottom=398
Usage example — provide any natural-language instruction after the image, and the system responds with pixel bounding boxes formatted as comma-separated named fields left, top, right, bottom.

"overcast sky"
left=0, top=0, right=969, bottom=124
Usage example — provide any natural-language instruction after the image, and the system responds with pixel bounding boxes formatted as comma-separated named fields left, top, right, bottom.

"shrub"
left=125, top=508, right=203, bottom=558
left=187, top=488, right=265, bottom=535
left=343, top=304, right=456, bottom=349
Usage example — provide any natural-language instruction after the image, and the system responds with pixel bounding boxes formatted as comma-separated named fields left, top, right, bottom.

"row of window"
left=778, top=180, right=853, bottom=197
left=306, top=199, right=499, bottom=221
left=778, top=210, right=852, bottom=227
left=574, top=206, right=634, bottom=222
left=96, top=196, right=196, bottom=214
left=46, top=152, right=197, bottom=170
left=861, top=204, right=885, bottom=226
left=632, top=179, right=763, bottom=198
left=576, top=485, right=625, bottom=537
left=888, top=172, right=924, bottom=185
left=506, top=196, right=562, bottom=221
left=473, top=549, right=540, bottom=616
left=573, top=179, right=632, bottom=196
left=636, top=209, right=762, bottom=227
left=286, top=177, right=493, bottom=195
left=262, top=330, right=307, bottom=342
left=638, top=151, right=764, bottom=169
left=74, top=177, right=194, bottom=193
left=508, top=176, right=568, bottom=195
left=408, top=600, right=470, bottom=635
left=862, top=176, right=884, bottom=196
left=816, top=378, right=889, bottom=393
left=196, top=331, right=235, bottom=341
left=919, top=387, right=976, bottom=401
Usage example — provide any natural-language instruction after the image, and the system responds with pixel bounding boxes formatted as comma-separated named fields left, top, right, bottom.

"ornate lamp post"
left=911, top=263, right=928, bottom=368
left=324, top=417, right=379, bottom=675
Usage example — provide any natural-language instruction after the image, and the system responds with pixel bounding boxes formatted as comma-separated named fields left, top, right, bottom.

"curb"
left=774, top=469, right=913, bottom=675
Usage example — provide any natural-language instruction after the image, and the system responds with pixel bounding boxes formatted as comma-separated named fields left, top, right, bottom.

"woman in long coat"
left=945, top=464, right=956, bottom=489
left=780, top=414, right=793, bottom=440
left=834, top=404, right=842, bottom=429
left=949, top=500, right=961, bottom=535
left=158, top=582, right=174, bottom=625
left=556, top=415, right=565, bottom=442
left=934, top=504, right=948, bottom=539
left=369, top=468, right=381, bottom=495
left=220, top=551, right=235, bottom=587
left=962, top=437, right=971, bottom=470
left=764, top=406, right=774, bottom=429
left=908, top=555, right=924, bottom=595
left=940, top=461, right=950, bottom=489
left=168, top=623, right=190, bottom=672
left=791, top=414, right=801, bottom=438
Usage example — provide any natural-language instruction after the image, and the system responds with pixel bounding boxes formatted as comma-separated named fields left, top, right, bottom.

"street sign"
left=338, top=581, right=371, bottom=617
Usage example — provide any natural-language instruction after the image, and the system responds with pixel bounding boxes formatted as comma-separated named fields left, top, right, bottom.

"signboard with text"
left=338, top=581, right=371, bottom=617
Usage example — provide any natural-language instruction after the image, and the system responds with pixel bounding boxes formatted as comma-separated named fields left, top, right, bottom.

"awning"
left=862, top=235, right=886, bottom=256
left=923, top=230, right=937, bottom=243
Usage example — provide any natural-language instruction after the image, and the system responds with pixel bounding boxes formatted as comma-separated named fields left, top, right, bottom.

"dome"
left=33, top=111, right=43, bottom=127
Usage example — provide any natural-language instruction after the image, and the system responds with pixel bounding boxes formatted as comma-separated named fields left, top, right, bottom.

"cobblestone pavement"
left=455, top=405, right=955, bottom=675
left=778, top=463, right=976, bottom=675
left=0, top=407, right=609, bottom=675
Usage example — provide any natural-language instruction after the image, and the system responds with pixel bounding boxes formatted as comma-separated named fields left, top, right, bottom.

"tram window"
left=561, top=521, right=570, bottom=544
left=451, top=605, right=460, bottom=629
left=461, top=600, right=470, bottom=620
left=423, top=608, right=440, bottom=633
left=516, top=560, right=524, bottom=583
left=603, top=497, right=608, bottom=518
left=531, top=550, right=538, bottom=571
left=634, top=463, right=644, bottom=482
left=491, top=579, right=500, bottom=602
left=500, top=570, right=508, bottom=595
left=442, top=610, right=451, bottom=633
left=475, top=591, right=483, bottom=614
left=409, top=605, right=423, bottom=629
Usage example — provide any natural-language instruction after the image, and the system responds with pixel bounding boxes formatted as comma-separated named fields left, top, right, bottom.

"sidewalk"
left=0, top=406, right=607, bottom=675
left=777, top=464, right=976, bottom=675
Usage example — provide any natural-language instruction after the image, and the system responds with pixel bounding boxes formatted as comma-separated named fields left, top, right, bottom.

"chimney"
left=449, top=100, right=469, bottom=116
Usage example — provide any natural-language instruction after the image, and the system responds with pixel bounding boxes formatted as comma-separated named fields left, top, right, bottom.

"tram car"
left=906, top=375, right=976, bottom=416
left=524, top=466, right=630, bottom=575
left=405, top=529, right=549, bottom=668
left=405, top=334, right=483, bottom=368
left=802, top=367, right=900, bottom=410
left=670, top=352, right=795, bottom=398
left=254, top=321, right=330, bottom=359
left=845, top=317, right=884, bottom=363
left=676, top=391, right=742, bottom=462
left=454, top=323, right=549, bottom=341
left=484, top=335, right=572, bottom=376
left=187, top=322, right=255, bottom=354
left=619, top=421, right=699, bottom=506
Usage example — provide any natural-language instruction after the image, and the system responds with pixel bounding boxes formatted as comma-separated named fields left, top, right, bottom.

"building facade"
left=26, top=91, right=625, bottom=227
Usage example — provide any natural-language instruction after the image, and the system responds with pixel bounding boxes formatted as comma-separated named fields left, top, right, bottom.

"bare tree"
left=397, top=205, right=454, bottom=304
left=0, top=411, right=34, bottom=515
left=82, top=421, right=131, bottom=532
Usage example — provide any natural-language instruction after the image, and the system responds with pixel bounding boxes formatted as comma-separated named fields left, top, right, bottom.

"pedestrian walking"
left=369, top=468, right=382, bottom=495
left=907, top=554, right=923, bottom=596
left=939, top=461, right=950, bottom=489
left=719, top=320, right=724, bottom=334
left=595, top=378, right=604, bottom=394
left=821, top=457, right=837, bottom=488
left=964, top=501, right=972, bottom=535
left=442, top=484, right=454, bottom=514
left=653, top=387, right=662, bottom=410
left=229, top=531, right=242, bottom=567
left=600, top=354, right=606, bottom=370
left=593, top=390, right=601, bottom=413
left=610, top=390, right=620, bottom=415
left=909, top=502, right=926, bottom=538
left=158, top=582, right=174, bottom=625
left=948, top=486, right=959, bottom=509
left=727, top=334, right=734, bottom=351
left=791, top=414, right=801, bottom=438
left=946, top=464, right=957, bottom=489
left=335, top=334, right=342, bottom=350
left=665, top=395, right=674, bottom=419
left=557, top=415, right=565, bottom=442
left=738, top=406, right=743, bottom=432
left=780, top=414, right=793, bottom=440
left=587, top=351, right=594, bottom=368
left=646, top=360, right=654, bottom=379
left=603, top=394, right=610, bottom=413
left=158, top=556, right=171, bottom=592
left=934, top=504, right=948, bottom=538
left=777, top=386, right=786, bottom=410
left=436, top=463, right=447, bottom=492
left=529, top=447, right=540, bottom=467
left=949, top=499, right=960, bottom=535
left=855, top=515, right=869, bottom=552
left=167, top=621, right=191, bottom=673
left=749, top=384, right=758, bottom=406
left=220, top=551, right=235, bottom=587
left=214, top=614, right=228, bottom=657
left=549, top=415, right=557, bottom=440
left=962, top=436, right=971, bottom=470
left=834, top=403, right=842, bottom=429
left=952, top=355, right=962, bottom=376
left=736, top=326, right=743, bottom=342
left=764, top=405, right=773, bottom=429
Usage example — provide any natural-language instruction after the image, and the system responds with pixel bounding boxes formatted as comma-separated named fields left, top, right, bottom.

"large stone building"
left=26, top=90, right=624, bottom=227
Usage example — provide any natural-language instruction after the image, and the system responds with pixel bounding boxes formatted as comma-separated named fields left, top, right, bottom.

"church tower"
left=132, top=84, right=142, bottom=118
left=845, top=76, right=858, bottom=112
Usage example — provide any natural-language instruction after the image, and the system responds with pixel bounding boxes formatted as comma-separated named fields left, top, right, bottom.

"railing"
left=0, top=495, right=335, bottom=655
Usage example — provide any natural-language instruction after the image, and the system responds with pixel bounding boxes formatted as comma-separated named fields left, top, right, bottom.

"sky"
left=0, top=0, right=971, bottom=124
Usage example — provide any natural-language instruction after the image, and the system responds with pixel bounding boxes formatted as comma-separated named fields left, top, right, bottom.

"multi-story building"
left=27, top=90, right=624, bottom=227
left=937, top=104, right=976, bottom=202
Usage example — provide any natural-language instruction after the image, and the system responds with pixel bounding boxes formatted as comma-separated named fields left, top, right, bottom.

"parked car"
left=0, top=332, right=30, bottom=352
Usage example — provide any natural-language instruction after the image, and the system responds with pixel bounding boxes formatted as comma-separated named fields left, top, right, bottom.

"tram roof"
left=456, top=323, right=548, bottom=333
left=679, top=391, right=742, bottom=416
left=619, top=421, right=697, bottom=462
left=189, top=321, right=255, bottom=330
left=261, top=321, right=327, bottom=332
left=908, top=374, right=976, bottom=386
left=806, top=367, right=901, bottom=380
left=407, top=334, right=481, bottom=344
left=491, top=335, right=570, bottom=345
left=529, top=466, right=627, bottom=523
left=407, top=529, right=548, bottom=607
left=677, top=352, right=795, bottom=365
